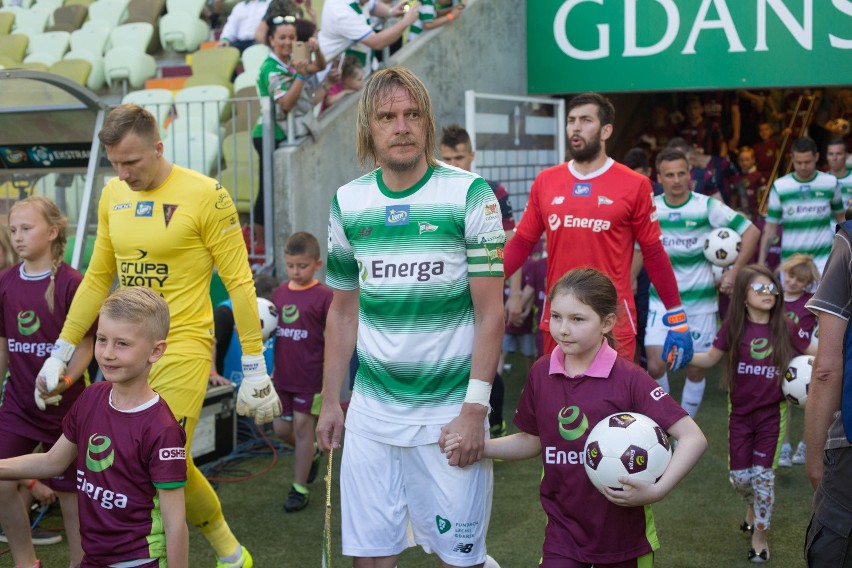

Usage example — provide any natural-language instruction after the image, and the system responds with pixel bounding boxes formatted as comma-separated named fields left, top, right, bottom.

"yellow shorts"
left=148, top=353, right=210, bottom=444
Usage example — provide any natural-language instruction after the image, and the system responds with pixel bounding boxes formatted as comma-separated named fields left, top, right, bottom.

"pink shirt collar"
left=548, top=338, right=617, bottom=379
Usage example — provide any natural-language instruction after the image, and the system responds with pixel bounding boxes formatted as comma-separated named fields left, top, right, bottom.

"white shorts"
left=340, top=430, right=493, bottom=565
left=645, top=310, right=716, bottom=353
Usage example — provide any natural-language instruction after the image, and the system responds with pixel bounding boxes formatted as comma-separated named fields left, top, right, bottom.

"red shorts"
left=277, top=389, right=320, bottom=419
left=0, top=429, right=76, bottom=492
left=729, top=402, right=786, bottom=470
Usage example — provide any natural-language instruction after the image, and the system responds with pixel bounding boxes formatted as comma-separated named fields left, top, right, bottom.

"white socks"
left=681, top=378, right=706, bottom=417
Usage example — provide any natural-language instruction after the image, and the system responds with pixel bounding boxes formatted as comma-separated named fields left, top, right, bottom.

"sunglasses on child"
left=749, top=282, right=779, bottom=295
left=272, top=15, right=296, bottom=24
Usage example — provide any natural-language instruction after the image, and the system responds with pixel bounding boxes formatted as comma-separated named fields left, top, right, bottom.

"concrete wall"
left=270, top=0, right=527, bottom=276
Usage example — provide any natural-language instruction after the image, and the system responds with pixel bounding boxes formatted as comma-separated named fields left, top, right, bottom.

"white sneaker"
left=778, top=445, right=792, bottom=467
left=792, top=441, right=807, bottom=465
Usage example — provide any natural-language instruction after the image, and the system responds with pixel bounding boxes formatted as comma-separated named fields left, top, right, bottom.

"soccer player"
left=317, top=66, right=505, bottom=568
left=0, top=287, right=188, bottom=567
left=504, top=92, right=694, bottom=370
left=826, top=139, right=852, bottom=209
left=759, top=136, right=845, bottom=275
left=36, top=104, right=279, bottom=568
left=640, top=148, right=760, bottom=417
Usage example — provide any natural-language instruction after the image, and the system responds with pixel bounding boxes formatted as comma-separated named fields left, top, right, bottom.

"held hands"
left=235, top=355, right=282, bottom=424
left=439, top=403, right=487, bottom=467
left=35, top=339, right=76, bottom=411
left=662, top=307, right=694, bottom=371
left=441, top=432, right=463, bottom=463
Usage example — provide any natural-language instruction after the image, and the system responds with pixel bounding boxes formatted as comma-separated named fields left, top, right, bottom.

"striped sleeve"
left=464, top=177, right=505, bottom=277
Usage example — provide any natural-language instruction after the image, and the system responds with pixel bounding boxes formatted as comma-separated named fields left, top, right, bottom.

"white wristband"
left=463, top=379, right=492, bottom=407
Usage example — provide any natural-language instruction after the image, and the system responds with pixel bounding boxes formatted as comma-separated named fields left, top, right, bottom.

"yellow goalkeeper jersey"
left=61, top=165, right=263, bottom=359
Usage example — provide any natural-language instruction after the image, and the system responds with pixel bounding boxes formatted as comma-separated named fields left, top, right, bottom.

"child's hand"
left=29, top=480, right=57, bottom=507
left=440, top=433, right=463, bottom=463
left=602, top=477, right=663, bottom=507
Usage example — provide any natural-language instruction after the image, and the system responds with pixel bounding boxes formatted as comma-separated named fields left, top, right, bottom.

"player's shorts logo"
left=557, top=406, right=588, bottom=441
left=435, top=515, right=451, bottom=534
left=17, top=310, right=40, bottom=336
left=573, top=183, right=591, bottom=196
left=385, top=205, right=410, bottom=226
left=135, top=201, right=154, bottom=217
left=86, top=434, right=115, bottom=473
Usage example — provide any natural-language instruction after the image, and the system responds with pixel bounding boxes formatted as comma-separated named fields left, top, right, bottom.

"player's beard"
left=381, top=137, right=424, bottom=173
left=571, top=131, right=603, bottom=163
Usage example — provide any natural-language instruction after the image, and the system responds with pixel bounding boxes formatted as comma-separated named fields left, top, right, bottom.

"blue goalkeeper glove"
left=662, top=307, right=693, bottom=371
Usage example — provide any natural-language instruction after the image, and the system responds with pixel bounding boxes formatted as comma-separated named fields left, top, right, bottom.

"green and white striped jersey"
left=836, top=168, right=852, bottom=211
left=766, top=171, right=842, bottom=272
left=326, top=163, right=504, bottom=442
left=649, top=192, right=751, bottom=316
left=407, top=0, right=436, bottom=41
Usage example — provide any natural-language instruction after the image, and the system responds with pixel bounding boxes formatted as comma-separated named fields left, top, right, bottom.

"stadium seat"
left=9, top=6, right=50, bottom=35
left=24, top=30, right=70, bottom=66
left=229, top=86, right=260, bottom=132
left=170, top=84, right=230, bottom=136
left=221, top=130, right=258, bottom=169
left=3, top=0, right=33, bottom=7
left=220, top=165, right=257, bottom=214
left=166, top=0, right=205, bottom=18
left=125, top=0, right=165, bottom=53
left=19, top=61, right=49, bottom=71
left=162, top=129, right=220, bottom=176
left=70, top=25, right=110, bottom=55
left=48, top=5, right=88, bottom=33
left=64, top=49, right=104, bottom=90
left=108, top=21, right=153, bottom=52
left=232, top=70, right=257, bottom=96
left=159, top=10, right=208, bottom=53
left=0, top=12, right=15, bottom=35
left=88, top=0, right=129, bottom=28
left=64, top=0, right=96, bottom=6
left=49, top=58, right=91, bottom=85
left=35, top=0, right=64, bottom=11
left=122, top=88, right=173, bottom=128
left=240, top=43, right=269, bottom=75
left=183, top=73, right=232, bottom=92
left=190, top=46, right=239, bottom=83
left=0, top=34, right=28, bottom=64
left=103, top=45, right=156, bottom=90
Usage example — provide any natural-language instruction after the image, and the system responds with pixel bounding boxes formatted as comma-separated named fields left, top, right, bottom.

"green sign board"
left=528, top=0, right=852, bottom=93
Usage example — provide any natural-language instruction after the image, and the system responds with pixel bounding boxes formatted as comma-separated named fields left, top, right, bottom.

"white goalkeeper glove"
left=35, top=339, right=75, bottom=411
left=236, top=354, right=281, bottom=425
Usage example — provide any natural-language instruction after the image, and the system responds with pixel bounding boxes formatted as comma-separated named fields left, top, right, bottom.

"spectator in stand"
left=637, top=104, right=675, bottom=171
left=667, top=137, right=743, bottom=206
left=317, top=0, right=419, bottom=79
left=217, top=0, right=270, bottom=52
left=679, top=95, right=727, bottom=158
left=736, top=146, right=768, bottom=214
left=251, top=15, right=326, bottom=240
left=407, top=1, right=464, bottom=42
left=702, top=91, right=741, bottom=153
left=320, top=56, right=364, bottom=113
left=754, top=121, right=781, bottom=179
left=255, top=0, right=315, bottom=45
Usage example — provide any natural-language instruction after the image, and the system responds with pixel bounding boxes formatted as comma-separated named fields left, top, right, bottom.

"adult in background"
left=317, top=66, right=504, bottom=568
left=36, top=104, right=281, bottom=568
left=217, top=0, right=270, bottom=52
left=803, top=214, right=852, bottom=567
left=504, top=92, right=694, bottom=371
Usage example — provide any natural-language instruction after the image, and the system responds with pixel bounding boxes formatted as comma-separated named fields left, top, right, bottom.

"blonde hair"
left=0, top=228, right=18, bottom=271
left=355, top=66, right=437, bottom=169
left=9, top=196, right=67, bottom=313
left=101, top=287, right=170, bottom=341
left=99, top=104, right=160, bottom=147
left=777, top=253, right=820, bottom=286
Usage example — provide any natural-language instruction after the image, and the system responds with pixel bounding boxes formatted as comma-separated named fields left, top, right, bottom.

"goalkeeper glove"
left=34, top=339, right=75, bottom=411
left=236, top=354, right=282, bottom=424
left=662, top=307, right=694, bottom=371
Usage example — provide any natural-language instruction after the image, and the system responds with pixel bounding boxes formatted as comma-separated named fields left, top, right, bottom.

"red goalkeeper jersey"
left=509, top=159, right=678, bottom=342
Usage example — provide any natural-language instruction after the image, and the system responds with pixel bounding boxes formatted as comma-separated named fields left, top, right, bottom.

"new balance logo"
left=452, top=543, right=474, bottom=554
left=551, top=196, right=565, bottom=205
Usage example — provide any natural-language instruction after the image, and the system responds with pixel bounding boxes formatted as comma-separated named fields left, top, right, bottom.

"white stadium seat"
left=159, top=10, right=208, bottom=52
left=103, top=45, right=156, bottom=90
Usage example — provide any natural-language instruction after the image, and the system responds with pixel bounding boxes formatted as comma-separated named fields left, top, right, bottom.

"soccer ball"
left=583, top=412, right=673, bottom=492
left=704, top=228, right=742, bottom=267
left=257, top=298, right=278, bottom=341
left=783, top=355, right=814, bottom=407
